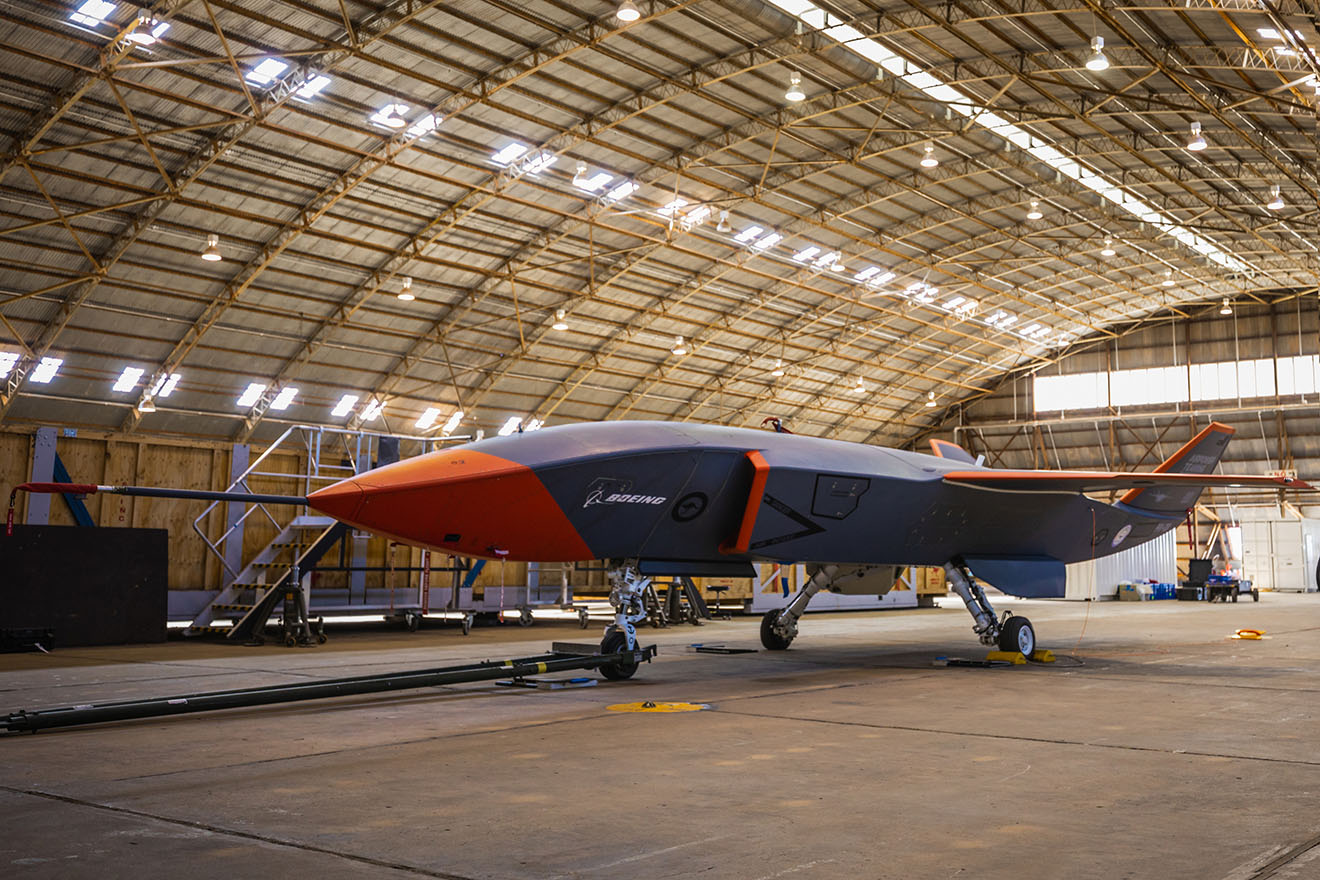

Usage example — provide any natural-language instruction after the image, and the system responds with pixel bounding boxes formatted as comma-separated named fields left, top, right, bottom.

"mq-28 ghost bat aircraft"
left=12, top=420, right=1310, bottom=680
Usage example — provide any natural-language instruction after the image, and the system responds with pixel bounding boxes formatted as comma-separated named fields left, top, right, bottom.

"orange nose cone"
left=307, top=478, right=365, bottom=521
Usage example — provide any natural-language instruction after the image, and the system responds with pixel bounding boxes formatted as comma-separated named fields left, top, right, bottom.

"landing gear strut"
left=759, top=564, right=837, bottom=650
left=600, top=561, right=651, bottom=679
left=943, top=560, right=1035, bottom=655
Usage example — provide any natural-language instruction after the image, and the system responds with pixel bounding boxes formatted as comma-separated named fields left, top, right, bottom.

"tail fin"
left=1119, top=422, right=1233, bottom=515
left=929, top=438, right=978, bottom=465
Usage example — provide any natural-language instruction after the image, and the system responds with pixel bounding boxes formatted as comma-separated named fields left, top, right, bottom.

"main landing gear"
left=600, top=562, right=652, bottom=680
left=759, top=564, right=838, bottom=650
left=943, top=560, right=1036, bottom=656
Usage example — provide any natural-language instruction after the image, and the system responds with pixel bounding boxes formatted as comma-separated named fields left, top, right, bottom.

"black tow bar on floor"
left=2, top=643, right=657, bottom=734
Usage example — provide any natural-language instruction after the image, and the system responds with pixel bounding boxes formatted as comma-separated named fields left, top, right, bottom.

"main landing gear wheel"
left=760, top=610, right=794, bottom=651
left=999, top=616, right=1036, bottom=656
left=599, top=631, right=640, bottom=681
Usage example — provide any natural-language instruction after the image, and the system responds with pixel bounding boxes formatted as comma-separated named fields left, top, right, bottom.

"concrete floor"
left=2, top=593, right=1319, bottom=880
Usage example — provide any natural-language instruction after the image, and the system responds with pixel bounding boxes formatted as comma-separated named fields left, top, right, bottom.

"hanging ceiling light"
left=784, top=71, right=805, bottom=102
left=715, top=210, right=732, bottom=233
left=1186, top=121, right=1207, bottom=152
left=770, top=358, right=785, bottom=378
left=671, top=335, right=688, bottom=356
left=853, top=376, right=866, bottom=393
left=200, top=233, right=222, bottom=261
left=1219, top=298, right=1233, bottom=316
left=552, top=308, right=568, bottom=331
left=1085, top=35, right=1109, bottom=71
left=616, top=0, right=640, bottom=22
left=137, top=397, right=157, bottom=413
left=1162, top=269, right=1175, bottom=287
left=920, top=142, right=938, bottom=168
left=1267, top=185, right=1285, bottom=211
left=126, top=11, right=159, bottom=45
left=925, top=390, right=937, bottom=408
left=1026, top=199, right=1043, bottom=220
left=1100, top=236, right=1116, bottom=257
left=572, top=160, right=587, bottom=187
left=397, top=276, right=415, bottom=301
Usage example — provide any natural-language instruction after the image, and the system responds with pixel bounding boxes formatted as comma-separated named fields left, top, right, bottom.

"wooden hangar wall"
left=930, top=295, right=1320, bottom=527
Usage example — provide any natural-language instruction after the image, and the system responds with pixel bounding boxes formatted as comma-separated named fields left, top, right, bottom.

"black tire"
left=461, top=614, right=472, bottom=635
left=1252, top=590, right=1259, bottom=602
left=407, top=613, right=420, bottom=632
left=999, top=616, right=1036, bottom=656
left=578, top=609, right=590, bottom=629
left=519, top=607, right=534, bottom=627
left=599, top=631, right=640, bottom=681
left=760, top=609, right=793, bottom=651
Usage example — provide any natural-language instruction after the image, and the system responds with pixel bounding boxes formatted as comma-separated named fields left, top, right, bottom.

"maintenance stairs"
left=185, top=425, right=442, bottom=642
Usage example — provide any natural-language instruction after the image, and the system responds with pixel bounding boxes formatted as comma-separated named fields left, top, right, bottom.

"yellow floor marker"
left=607, top=701, right=708, bottom=713
left=1230, top=629, right=1267, bottom=640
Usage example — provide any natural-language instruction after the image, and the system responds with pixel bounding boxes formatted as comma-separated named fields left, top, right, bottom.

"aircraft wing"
left=942, top=470, right=1312, bottom=494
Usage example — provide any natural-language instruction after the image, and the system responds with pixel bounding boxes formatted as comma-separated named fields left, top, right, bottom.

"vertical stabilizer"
left=1118, top=422, right=1234, bottom=515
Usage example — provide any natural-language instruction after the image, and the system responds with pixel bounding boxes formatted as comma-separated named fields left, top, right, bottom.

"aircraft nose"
left=307, top=478, right=365, bottom=521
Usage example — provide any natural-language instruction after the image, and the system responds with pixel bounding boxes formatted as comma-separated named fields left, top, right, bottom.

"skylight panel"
left=360, top=399, right=383, bottom=422
left=0, top=352, right=19, bottom=378
left=734, top=226, right=764, bottom=243
left=812, top=250, right=840, bottom=269
left=369, top=103, right=408, bottom=129
left=112, top=366, right=144, bottom=392
left=1257, top=28, right=1281, bottom=40
left=792, top=246, right=821, bottom=262
left=294, top=75, right=332, bottom=101
left=498, top=416, right=522, bottom=436
left=524, top=418, right=544, bottom=431
left=331, top=394, right=358, bottom=417
left=269, top=386, right=298, bottom=411
left=681, top=205, right=710, bottom=229
left=523, top=152, right=556, bottom=174
left=491, top=143, right=528, bottom=166
left=855, top=266, right=883, bottom=281
left=246, top=58, right=288, bottom=86
left=441, top=410, right=464, bottom=436
left=30, top=357, right=62, bottom=384
left=602, top=180, right=637, bottom=202
left=70, top=0, right=115, bottom=27
left=236, top=382, right=265, bottom=407
left=869, top=271, right=896, bottom=286
left=405, top=113, right=440, bottom=138
left=416, top=407, right=441, bottom=429
left=151, top=372, right=181, bottom=397
left=577, top=171, right=613, bottom=192
left=944, top=296, right=965, bottom=310
left=752, top=231, right=782, bottom=250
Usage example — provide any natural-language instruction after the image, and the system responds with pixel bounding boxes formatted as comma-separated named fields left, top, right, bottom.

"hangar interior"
left=2, top=0, right=1319, bottom=877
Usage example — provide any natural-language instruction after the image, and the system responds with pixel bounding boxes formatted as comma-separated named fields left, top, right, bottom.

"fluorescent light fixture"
left=441, top=410, right=463, bottom=436
left=416, top=407, right=441, bottom=429
left=577, top=171, right=613, bottom=192
left=1187, top=121, right=1206, bottom=152
left=855, top=266, right=883, bottom=281
left=0, top=352, right=20, bottom=378
left=785, top=71, right=805, bottom=102
left=734, top=225, right=764, bottom=243
left=524, top=418, right=544, bottom=431
left=763, top=0, right=1252, bottom=275
left=869, top=271, right=896, bottom=286
left=920, top=143, right=938, bottom=168
left=331, top=394, right=359, bottom=417
left=492, top=142, right=528, bottom=165
left=715, top=210, right=732, bottom=232
left=955, top=298, right=978, bottom=315
left=1267, top=185, right=1284, bottom=211
left=552, top=308, right=569, bottom=331
left=405, top=114, right=440, bottom=138
left=369, top=103, right=408, bottom=129
left=659, top=198, right=688, bottom=216
left=397, top=276, right=415, bottom=301
left=770, top=359, right=785, bottom=377
left=201, top=233, right=221, bottom=261
left=998, top=314, right=1017, bottom=328
left=268, top=386, right=298, bottom=411
left=752, top=231, right=782, bottom=250
left=112, top=366, right=144, bottom=392
left=1085, top=36, right=1109, bottom=72
left=1220, top=298, right=1232, bottom=316
left=671, top=335, right=688, bottom=355
left=1022, top=323, right=1042, bottom=336
left=792, top=245, right=821, bottom=262
left=985, top=310, right=1016, bottom=328
left=30, top=357, right=62, bottom=384
left=70, top=0, right=115, bottom=27
left=616, top=0, right=640, bottom=22
left=1026, top=200, right=1043, bottom=220
left=236, top=382, right=266, bottom=408
left=812, top=250, right=840, bottom=269
left=295, top=74, right=331, bottom=100
left=360, top=399, right=383, bottom=422
left=1100, top=236, right=1116, bottom=257
left=944, top=295, right=966, bottom=310
left=603, top=180, right=638, bottom=202
left=498, top=416, right=522, bottom=436
left=151, top=372, right=181, bottom=397
left=246, top=58, right=288, bottom=86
